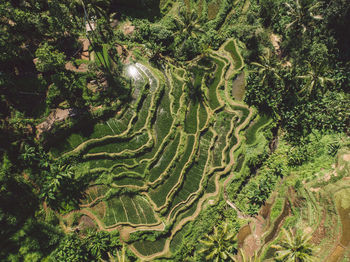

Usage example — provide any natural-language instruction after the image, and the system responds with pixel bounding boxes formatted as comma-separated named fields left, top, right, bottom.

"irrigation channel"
left=51, top=38, right=268, bottom=260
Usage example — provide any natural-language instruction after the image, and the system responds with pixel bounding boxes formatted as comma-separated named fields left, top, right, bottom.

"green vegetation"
left=1, top=0, right=349, bottom=261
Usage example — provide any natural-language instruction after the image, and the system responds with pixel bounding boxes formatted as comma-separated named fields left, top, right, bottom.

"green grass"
left=149, top=135, right=195, bottom=207
left=104, top=198, right=128, bottom=226
left=245, top=115, right=270, bottom=145
left=212, top=110, right=234, bottom=166
left=198, top=103, right=208, bottom=130
left=234, top=153, right=245, bottom=172
left=224, top=40, right=243, bottom=70
left=155, top=87, right=173, bottom=146
left=208, top=56, right=224, bottom=109
left=133, top=238, right=166, bottom=256
left=133, top=95, right=152, bottom=131
left=84, top=158, right=135, bottom=170
left=171, top=73, right=183, bottom=114
left=170, top=223, right=191, bottom=253
left=269, top=197, right=284, bottom=223
left=232, top=105, right=249, bottom=126
left=169, top=131, right=212, bottom=210
left=121, top=196, right=142, bottom=224
left=148, top=133, right=181, bottom=182
left=87, top=132, right=148, bottom=154
left=114, top=177, right=144, bottom=187
left=184, top=102, right=198, bottom=134
left=206, top=174, right=216, bottom=193
left=135, top=196, right=158, bottom=224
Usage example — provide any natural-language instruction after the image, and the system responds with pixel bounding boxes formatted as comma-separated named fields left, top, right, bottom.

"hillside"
left=0, top=0, right=349, bottom=261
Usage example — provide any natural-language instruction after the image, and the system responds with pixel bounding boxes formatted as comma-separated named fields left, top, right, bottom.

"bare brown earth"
left=78, top=215, right=97, bottom=231
left=65, top=62, right=88, bottom=73
left=270, top=34, right=281, bottom=56
left=79, top=38, right=90, bottom=60
left=122, top=22, right=135, bottom=35
left=36, top=108, right=75, bottom=139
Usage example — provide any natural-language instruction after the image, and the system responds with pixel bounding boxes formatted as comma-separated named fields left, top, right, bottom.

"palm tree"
left=284, top=0, right=323, bottom=34
left=173, top=7, right=203, bottom=39
left=296, top=62, right=334, bottom=97
left=251, top=50, right=281, bottom=86
left=115, top=245, right=129, bottom=262
left=271, top=228, right=316, bottom=262
left=199, top=222, right=237, bottom=261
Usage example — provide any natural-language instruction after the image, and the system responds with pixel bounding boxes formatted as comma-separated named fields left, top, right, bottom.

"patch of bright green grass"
left=224, top=40, right=243, bottom=70
left=104, top=198, right=128, bottom=226
left=198, top=103, right=208, bottom=130
left=87, top=132, right=149, bottom=154
left=170, top=223, right=191, bottom=253
left=245, top=115, right=270, bottom=145
left=115, top=177, right=144, bottom=187
left=121, top=196, right=142, bottom=224
left=149, top=135, right=195, bottom=207
left=133, top=238, right=166, bottom=256
left=94, top=44, right=111, bottom=69
left=208, top=56, right=224, bottom=109
left=133, top=95, right=152, bottom=131
left=169, top=132, right=211, bottom=209
left=185, top=102, right=198, bottom=134
left=171, top=73, right=183, bottom=114
left=232, top=105, right=249, bottom=126
left=135, top=196, right=158, bottom=224
left=148, top=133, right=181, bottom=182
left=155, top=87, right=173, bottom=146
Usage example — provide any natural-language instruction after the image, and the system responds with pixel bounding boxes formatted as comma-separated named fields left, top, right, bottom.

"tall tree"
left=296, top=62, right=334, bottom=97
left=199, top=222, right=237, bottom=261
left=271, top=228, right=316, bottom=262
left=251, top=50, right=281, bottom=87
left=284, top=0, right=323, bottom=34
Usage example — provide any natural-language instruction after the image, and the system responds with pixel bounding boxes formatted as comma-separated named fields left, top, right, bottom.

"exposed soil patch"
left=327, top=245, right=345, bottom=262
left=122, top=22, right=135, bottom=35
left=36, top=108, right=76, bottom=139
left=79, top=38, right=90, bottom=60
left=78, top=215, right=97, bottom=231
left=65, top=62, right=88, bottom=73
left=237, top=224, right=251, bottom=248
left=343, top=154, right=350, bottom=162
left=338, top=205, right=350, bottom=247
left=270, top=34, right=281, bottom=56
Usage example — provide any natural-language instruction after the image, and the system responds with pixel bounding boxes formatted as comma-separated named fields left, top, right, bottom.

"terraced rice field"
left=52, top=38, right=256, bottom=260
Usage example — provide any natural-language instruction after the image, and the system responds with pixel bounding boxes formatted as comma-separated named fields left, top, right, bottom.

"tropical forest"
left=1, top=0, right=350, bottom=261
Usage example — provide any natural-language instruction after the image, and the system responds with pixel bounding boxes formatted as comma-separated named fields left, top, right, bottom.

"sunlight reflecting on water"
left=127, top=65, right=139, bottom=79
